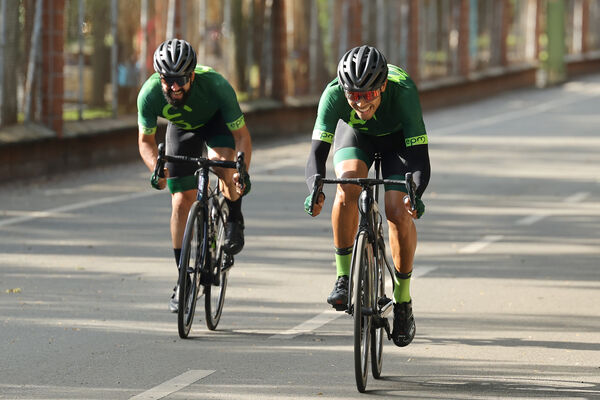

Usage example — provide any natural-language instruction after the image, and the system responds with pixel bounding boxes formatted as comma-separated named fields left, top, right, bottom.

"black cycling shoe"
left=391, top=300, right=416, bottom=347
left=327, top=275, right=349, bottom=311
left=224, top=220, right=245, bottom=255
left=168, top=285, right=179, bottom=313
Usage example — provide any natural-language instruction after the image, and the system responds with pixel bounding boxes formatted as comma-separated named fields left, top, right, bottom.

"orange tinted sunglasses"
left=344, top=89, right=381, bottom=102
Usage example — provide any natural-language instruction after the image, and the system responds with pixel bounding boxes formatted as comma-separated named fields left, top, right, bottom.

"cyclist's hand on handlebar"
left=403, top=195, right=425, bottom=219
left=304, top=192, right=325, bottom=217
left=150, top=168, right=168, bottom=190
left=233, top=172, right=251, bottom=196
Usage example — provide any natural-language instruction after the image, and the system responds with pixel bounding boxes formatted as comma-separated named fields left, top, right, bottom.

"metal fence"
left=1, top=0, right=600, bottom=133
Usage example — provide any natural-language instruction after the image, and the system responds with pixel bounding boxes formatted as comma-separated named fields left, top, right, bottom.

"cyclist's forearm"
left=232, top=125, right=252, bottom=170
left=305, top=140, right=331, bottom=190
left=138, top=130, right=158, bottom=172
left=405, top=144, right=430, bottom=197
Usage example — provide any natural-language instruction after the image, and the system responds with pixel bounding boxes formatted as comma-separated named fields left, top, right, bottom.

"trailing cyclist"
left=304, top=45, right=430, bottom=347
left=137, top=38, right=252, bottom=313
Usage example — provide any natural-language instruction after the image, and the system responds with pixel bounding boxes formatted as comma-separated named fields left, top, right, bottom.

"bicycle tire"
left=353, top=231, right=372, bottom=393
left=371, top=240, right=386, bottom=379
left=205, top=195, right=229, bottom=330
left=178, top=202, right=204, bottom=339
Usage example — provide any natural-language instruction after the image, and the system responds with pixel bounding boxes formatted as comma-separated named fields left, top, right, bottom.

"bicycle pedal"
left=221, top=254, right=234, bottom=272
left=378, top=295, right=393, bottom=317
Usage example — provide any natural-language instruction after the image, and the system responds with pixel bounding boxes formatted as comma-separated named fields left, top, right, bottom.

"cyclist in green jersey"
left=137, top=39, right=252, bottom=313
left=305, top=45, right=430, bottom=347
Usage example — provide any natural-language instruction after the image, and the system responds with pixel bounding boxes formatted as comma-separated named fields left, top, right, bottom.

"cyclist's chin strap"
left=395, top=270, right=412, bottom=280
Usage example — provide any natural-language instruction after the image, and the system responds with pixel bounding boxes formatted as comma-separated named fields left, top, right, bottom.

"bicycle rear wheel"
left=353, top=231, right=373, bottom=393
left=371, top=240, right=387, bottom=379
left=178, top=202, right=205, bottom=339
left=205, top=195, right=229, bottom=330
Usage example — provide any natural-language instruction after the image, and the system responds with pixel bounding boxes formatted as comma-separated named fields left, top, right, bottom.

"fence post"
left=408, top=0, right=419, bottom=83
left=459, top=0, right=470, bottom=77
left=271, top=0, right=286, bottom=101
left=546, top=0, right=566, bottom=84
left=40, top=0, right=65, bottom=137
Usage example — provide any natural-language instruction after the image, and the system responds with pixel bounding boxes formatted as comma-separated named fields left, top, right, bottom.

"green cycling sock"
left=335, top=246, right=352, bottom=277
left=393, top=270, right=412, bottom=303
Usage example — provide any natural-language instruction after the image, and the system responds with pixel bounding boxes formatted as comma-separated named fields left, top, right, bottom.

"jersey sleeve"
left=397, top=79, right=428, bottom=148
left=312, top=86, right=341, bottom=144
left=214, top=75, right=245, bottom=131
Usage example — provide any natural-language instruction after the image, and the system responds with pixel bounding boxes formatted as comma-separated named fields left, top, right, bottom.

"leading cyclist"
left=137, top=38, right=252, bottom=313
left=304, top=45, right=430, bottom=347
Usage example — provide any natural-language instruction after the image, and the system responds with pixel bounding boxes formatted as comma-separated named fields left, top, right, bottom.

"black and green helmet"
left=153, top=38, right=197, bottom=76
left=337, top=45, right=388, bottom=92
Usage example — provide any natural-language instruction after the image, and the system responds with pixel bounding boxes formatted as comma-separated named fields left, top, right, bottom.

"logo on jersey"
left=388, top=65, right=409, bottom=83
left=227, top=115, right=246, bottom=131
left=348, top=110, right=376, bottom=129
left=162, top=104, right=204, bottom=130
left=405, top=134, right=428, bottom=147
left=312, top=129, right=334, bottom=143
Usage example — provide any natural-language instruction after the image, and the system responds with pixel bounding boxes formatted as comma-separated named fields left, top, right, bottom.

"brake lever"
left=309, top=174, right=324, bottom=215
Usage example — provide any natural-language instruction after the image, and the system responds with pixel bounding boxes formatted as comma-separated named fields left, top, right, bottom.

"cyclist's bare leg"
left=384, top=190, right=417, bottom=274
left=332, top=159, right=368, bottom=248
left=207, top=147, right=240, bottom=202
left=171, top=189, right=197, bottom=248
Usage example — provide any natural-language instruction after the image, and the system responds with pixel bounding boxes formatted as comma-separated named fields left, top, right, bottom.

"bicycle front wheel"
left=371, top=240, right=387, bottom=379
left=205, top=195, right=229, bottom=330
left=178, top=202, right=205, bottom=339
left=353, top=231, right=373, bottom=393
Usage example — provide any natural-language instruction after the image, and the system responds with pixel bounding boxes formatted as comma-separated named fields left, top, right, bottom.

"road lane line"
left=129, top=370, right=215, bottom=400
left=564, top=191, right=589, bottom=204
left=434, top=93, right=600, bottom=136
left=270, top=266, right=439, bottom=340
left=413, top=266, right=437, bottom=278
left=0, top=161, right=299, bottom=228
left=516, top=213, right=549, bottom=226
left=515, top=191, right=589, bottom=226
left=0, top=191, right=156, bottom=228
left=458, top=235, right=504, bottom=254
left=270, top=310, right=341, bottom=339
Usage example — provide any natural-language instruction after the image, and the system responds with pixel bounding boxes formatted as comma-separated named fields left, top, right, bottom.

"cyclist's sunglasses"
left=161, top=74, right=191, bottom=87
left=344, top=88, right=382, bottom=102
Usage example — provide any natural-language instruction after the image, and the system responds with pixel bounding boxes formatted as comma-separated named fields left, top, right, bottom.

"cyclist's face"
left=345, top=81, right=387, bottom=121
left=161, top=73, right=194, bottom=106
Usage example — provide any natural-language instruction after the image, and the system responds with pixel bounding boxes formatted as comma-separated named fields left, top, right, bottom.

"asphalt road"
left=1, top=74, right=599, bottom=399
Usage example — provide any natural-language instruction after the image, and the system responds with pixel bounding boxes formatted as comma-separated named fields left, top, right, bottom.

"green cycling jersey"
left=312, top=65, right=427, bottom=148
left=137, top=65, right=246, bottom=135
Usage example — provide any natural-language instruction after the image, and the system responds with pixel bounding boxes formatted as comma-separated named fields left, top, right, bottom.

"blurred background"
left=0, top=0, right=599, bottom=139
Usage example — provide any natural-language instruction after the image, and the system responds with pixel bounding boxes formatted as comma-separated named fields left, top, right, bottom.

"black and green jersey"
left=312, top=65, right=427, bottom=148
left=137, top=65, right=245, bottom=135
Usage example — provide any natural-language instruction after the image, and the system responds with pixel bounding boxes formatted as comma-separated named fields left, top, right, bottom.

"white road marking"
left=515, top=192, right=589, bottom=226
left=270, top=310, right=341, bottom=339
left=0, top=191, right=156, bottom=228
left=516, top=214, right=548, bottom=226
left=434, top=94, right=600, bottom=136
left=458, top=235, right=504, bottom=254
left=0, top=161, right=299, bottom=228
left=413, top=266, right=437, bottom=278
left=129, top=370, right=215, bottom=400
left=271, top=266, right=439, bottom=340
left=564, top=191, right=590, bottom=204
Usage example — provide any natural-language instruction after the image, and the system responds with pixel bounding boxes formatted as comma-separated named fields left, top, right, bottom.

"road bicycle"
left=309, top=154, right=416, bottom=392
left=153, top=143, right=246, bottom=338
